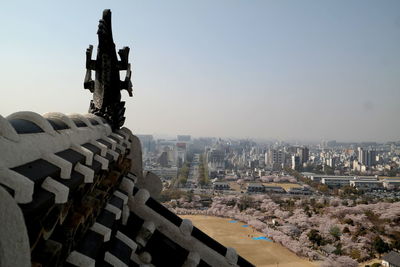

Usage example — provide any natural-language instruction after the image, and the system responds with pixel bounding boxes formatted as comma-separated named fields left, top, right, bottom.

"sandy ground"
left=359, top=258, right=381, bottom=266
left=229, top=182, right=242, bottom=191
left=182, top=215, right=319, bottom=267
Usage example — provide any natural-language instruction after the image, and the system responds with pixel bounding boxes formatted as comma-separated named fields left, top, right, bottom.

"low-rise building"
left=301, top=172, right=316, bottom=178
left=213, top=182, right=230, bottom=190
left=382, top=251, right=400, bottom=267
left=356, top=176, right=379, bottom=181
left=321, top=177, right=353, bottom=187
left=263, top=186, right=285, bottom=193
left=349, top=180, right=383, bottom=191
left=309, top=175, right=377, bottom=184
left=224, top=175, right=238, bottom=181
left=310, top=175, right=354, bottom=183
left=287, top=187, right=312, bottom=195
left=247, top=183, right=265, bottom=193
left=316, top=175, right=378, bottom=187
left=383, top=179, right=400, bottom=190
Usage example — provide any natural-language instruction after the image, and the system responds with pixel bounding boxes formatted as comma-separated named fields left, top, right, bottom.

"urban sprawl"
left=139, top=136, right=400, bottom=196
left=138, top=135, right=400, bottom=267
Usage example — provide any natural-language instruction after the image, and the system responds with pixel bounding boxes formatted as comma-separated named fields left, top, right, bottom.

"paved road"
left=186, top=154, right=200, bottom=188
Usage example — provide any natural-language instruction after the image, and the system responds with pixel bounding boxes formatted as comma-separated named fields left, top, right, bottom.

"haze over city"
left=0, top=0, right=399, bottom=142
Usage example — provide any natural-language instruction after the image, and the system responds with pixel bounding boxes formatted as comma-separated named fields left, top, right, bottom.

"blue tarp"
left=252, top=236, right=272, bottom=242
left=242, top=225, right=249, bottom=227
left=228, top=220, right=237, bottom=223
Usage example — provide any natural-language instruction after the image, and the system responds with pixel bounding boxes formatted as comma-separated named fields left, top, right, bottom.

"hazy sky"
left=0, top=1, right=399, bottom=142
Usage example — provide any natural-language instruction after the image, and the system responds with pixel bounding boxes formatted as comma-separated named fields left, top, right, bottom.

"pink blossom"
left=321, top=256, right=358, bottom=267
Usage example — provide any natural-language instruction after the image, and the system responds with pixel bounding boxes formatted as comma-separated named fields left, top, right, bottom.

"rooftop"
left=383, top=251, right=400, bottom=265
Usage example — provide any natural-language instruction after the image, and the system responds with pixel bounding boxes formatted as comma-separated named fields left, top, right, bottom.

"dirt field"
left=182, top=215, right=319, bottom=267
left=229, top=182, right=242, bottom=191
left=359, top=258, right=381, bottom=266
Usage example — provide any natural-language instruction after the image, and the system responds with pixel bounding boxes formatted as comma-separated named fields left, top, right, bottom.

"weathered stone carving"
left=84, top=9, right=133, bottom=131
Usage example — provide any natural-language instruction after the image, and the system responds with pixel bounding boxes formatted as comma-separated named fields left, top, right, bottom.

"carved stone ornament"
left=84, top=9, right=133, bottom=130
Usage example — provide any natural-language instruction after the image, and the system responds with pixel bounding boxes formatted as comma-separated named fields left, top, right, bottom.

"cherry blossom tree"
left=321, top=256, right=358, bottom=267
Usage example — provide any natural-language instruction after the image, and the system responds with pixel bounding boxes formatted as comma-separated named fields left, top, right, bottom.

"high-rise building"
left=358, top=147, right=367, bottom=164
left=176, top=142, right=187, bottom=168
left=177, top=135, right=191, bottom=142
left=358, top=147, right=376, bottom=167
left=327, top=157, right=337, bottom=168
left=266, top=149, right=285, bottom=170
left=291, top=155, right=300, bottom=170
left=297, top=147, right=309, bottom=164
left=207, top=149, right=225, bottom=171
left=366, top=150, right=376, bottom=167
left=137, top=134, right=156, bottom=153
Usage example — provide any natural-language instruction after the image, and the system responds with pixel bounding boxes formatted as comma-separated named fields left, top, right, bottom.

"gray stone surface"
left=128, top=134, right=143, bottom=180
left=0, top=186, right=30, bottom=267
left=137, top=171, right=163, bottom=199
left=124, top=132, right=162, bottom=198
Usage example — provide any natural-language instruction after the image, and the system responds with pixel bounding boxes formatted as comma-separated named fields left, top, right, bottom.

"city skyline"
left=1, top=1, right=399, bottom=142
left=135, top=132, right=400, bottom=144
